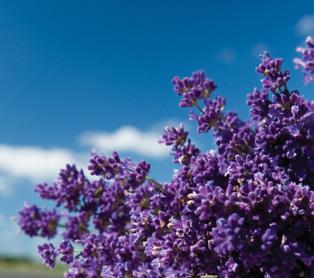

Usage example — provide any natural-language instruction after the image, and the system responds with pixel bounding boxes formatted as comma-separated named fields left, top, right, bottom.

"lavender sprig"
left=17, top=42, right=314, bottom=278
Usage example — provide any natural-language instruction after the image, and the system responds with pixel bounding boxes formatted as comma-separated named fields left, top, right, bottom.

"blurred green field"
left=0, top=256, right=64, bottom=277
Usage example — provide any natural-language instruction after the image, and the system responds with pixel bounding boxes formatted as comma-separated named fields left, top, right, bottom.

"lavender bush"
left=18, top=38, right=314, bottom=277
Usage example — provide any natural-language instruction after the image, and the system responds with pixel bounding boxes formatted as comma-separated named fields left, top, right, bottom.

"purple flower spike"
left=172, top=70, right=216, bottom=107
left=257, top=52, right=290, bottom=92
left=58, top=240, right=74, bottom=264
left=18, top=203, right=59, bottom=238
left=159, top=124, right=188, bottom=146
left=88, top=152, right=122, bottom=179
left=294, top=36, right=314, bottom=84
left=190, top=96, right=225, bottom=133
left=38, top=243, right=58, bottom=269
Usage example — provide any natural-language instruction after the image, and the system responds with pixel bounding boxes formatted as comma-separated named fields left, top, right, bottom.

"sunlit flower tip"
left=306, top=36, right=314, bottom=46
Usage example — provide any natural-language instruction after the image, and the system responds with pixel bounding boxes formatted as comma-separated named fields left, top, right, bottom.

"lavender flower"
left=294, top=36, right=314, bottom=84
left=17, top=39, right=314, bottom=278
left=19, top=203, right=59, bottom=238
left=88, top=151, right=122, bottom=179
left=257, top=52, right=290, bottom=93
left=159, top=124, right=188, bottom=146
left=58, top=240, right=74, bottom=264
left=172, top=70, right=216, bottom=107
left=38, top=243, right=58, bottom=269
left=189, top=96, right=225, bottom=133
left=211, top=213, right=245, bottom=256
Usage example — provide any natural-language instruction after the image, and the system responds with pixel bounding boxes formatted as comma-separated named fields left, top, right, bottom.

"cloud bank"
left=0, top=125, right=170, bottom=189
left=80, top=126, right=168, bottom=158
left=0, top=145, right=82, bottom=183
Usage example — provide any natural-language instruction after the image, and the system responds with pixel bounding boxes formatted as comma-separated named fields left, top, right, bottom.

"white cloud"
left=216, top=48, right=237, bottom=64
left=0, top=124, right=172, bottom=194
left=295, top=15, right=314, bottom=36
left=0, top=145, right=84, bottom=183
left=80, top=126, right=168, bottom=158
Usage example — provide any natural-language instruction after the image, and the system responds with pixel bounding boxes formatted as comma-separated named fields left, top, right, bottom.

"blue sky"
left=0, top=0, right=314, bottom=258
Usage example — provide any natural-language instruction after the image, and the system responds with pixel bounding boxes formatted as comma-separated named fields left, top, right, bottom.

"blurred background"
left=0, top=0, right=313, bottom=276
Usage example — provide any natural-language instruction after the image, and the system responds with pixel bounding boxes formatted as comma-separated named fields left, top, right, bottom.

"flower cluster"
left=18, top=203, right=59, bottom=238
left=18, top=43, right=314, bottom=277
left=172, top=70, right=217, bottom=107
left=257, top=52, right=290, bottom=93
left=294, top=36, right=314, bottom=84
